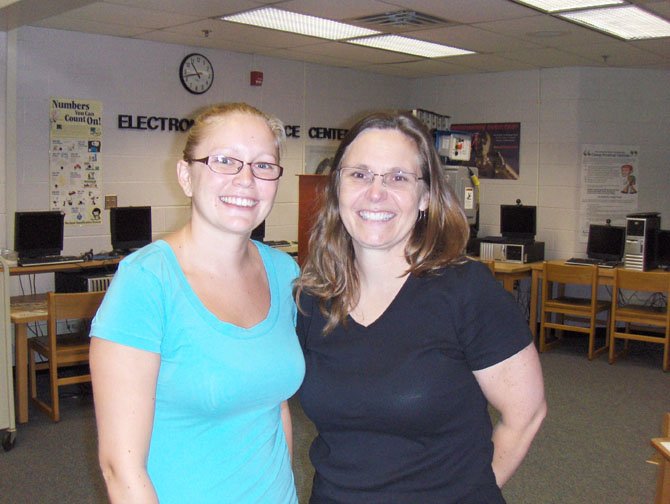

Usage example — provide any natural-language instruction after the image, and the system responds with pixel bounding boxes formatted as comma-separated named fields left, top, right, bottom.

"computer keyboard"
left=91, top=252, right=120, bottom=260
left=565, top=257, right=602, bottom=266
left=19, top=255, right=84, bottom=266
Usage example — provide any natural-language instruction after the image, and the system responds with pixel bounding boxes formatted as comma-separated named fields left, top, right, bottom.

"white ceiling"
left=1, top=0, right=669, bottom=77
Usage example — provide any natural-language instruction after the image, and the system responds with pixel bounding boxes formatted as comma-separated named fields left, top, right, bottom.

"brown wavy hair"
left=294, top=111, right=470, bottom=334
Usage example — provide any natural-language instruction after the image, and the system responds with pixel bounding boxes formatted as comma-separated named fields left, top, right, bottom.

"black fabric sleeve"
left=455, top=261, right=533, bottom=371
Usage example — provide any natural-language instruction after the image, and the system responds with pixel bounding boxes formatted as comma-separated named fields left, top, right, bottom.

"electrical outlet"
left=105, top=195, right=117, bottom=209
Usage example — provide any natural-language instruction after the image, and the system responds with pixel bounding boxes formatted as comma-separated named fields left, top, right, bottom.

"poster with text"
left=450, top=122, right=520, bottom=179
left=49, top=98, right=103, bottom=224
left=578, top=144, right=639, bottom=242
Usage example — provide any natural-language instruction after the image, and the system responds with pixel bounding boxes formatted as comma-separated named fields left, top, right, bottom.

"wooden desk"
left=491, top=261, right=537, bottom=293
left=11, top=294, right=48, bottom=424
left=652, top=438, right=670, bottom=504
left=6, top=258, right=120, bottom=277
left=0, top=258, right=120, bottom=424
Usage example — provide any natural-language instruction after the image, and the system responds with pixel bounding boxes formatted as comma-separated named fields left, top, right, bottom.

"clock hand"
left=192, top=62, right=202, bottom=78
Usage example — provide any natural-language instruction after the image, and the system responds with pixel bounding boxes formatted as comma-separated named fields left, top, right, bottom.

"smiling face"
left=337, top=127, right=429, bottom=257
left=177, top=111, right=280, bottom=238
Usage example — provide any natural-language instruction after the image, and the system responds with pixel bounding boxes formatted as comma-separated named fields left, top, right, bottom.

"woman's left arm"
left=473, top=342, right=547, bottom=487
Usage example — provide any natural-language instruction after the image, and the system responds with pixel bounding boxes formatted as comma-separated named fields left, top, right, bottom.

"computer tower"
left=55, top=268, right=116, bottom=293
left=624, top=213, right=660, bottom=271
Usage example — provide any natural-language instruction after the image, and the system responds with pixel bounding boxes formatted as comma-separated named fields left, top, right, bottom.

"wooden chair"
left=609, top=268, right=670, bottom=371
left=650, top=413, right=670, bottom=504
left=539, top=262, right=610, bottom=360
left=28, top=291, right=105, bottom=422
left=649, top=413, right=670, bottom=466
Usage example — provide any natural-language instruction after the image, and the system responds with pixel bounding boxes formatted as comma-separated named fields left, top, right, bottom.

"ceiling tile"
left=404, top=24, right=543, bottom=53
left=6, top=0, right=669, bottom=78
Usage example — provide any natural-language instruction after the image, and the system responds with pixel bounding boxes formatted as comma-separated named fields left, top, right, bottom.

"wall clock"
left=179, top=53, right=214, bottom=94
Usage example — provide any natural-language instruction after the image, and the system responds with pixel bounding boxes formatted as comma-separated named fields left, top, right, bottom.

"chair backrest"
left=542, top=262, right=599, bottom=306
left=614, top=268, right=670, bottom=296
left=612, top=269, right=670, bottom=332
left=543, top=262, right=598, bottom=289
left=47, top=291, right=106, bottom=337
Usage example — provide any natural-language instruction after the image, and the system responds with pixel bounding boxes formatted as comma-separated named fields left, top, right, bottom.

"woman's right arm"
left=90, top=336, right=161, bottom=504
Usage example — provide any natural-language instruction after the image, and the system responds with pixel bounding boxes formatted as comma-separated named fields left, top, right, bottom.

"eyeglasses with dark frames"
left=188, top=154, right=283, bottom=181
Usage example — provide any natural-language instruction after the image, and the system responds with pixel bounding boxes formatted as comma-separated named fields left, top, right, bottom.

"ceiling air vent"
left=352, top=10, right=452, bottom=28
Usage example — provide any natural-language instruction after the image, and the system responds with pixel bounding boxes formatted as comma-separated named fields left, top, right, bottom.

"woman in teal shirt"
left=90, top=103, right=304, bottom=503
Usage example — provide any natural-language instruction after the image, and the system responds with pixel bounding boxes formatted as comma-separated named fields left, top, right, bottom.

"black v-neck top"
left=297, top=260, right=531, bottom=503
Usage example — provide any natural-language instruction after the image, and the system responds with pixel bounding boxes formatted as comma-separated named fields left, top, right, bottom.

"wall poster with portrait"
left=578, top=145, right=639, bottom=243
left=305, top=145, right=338, bottom=175
left=449, top=122, right=521, bottom=180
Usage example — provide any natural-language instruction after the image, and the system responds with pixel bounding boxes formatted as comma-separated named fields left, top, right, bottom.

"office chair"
left=28, top=291, right=105, bottom=422
left=539, top=262, right=610, bottom=360
left=609, top=268, right=670, bottom=372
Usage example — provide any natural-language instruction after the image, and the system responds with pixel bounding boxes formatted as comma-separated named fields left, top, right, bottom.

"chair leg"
left=539, top=315, right=557, bottom=353
left=29, top=348, right=36, bottom=399
left=49, top=360, right=60, bottom=422
left=609, top=324, right=631, bottom=365
left=589, top=313, right=609, bottom=361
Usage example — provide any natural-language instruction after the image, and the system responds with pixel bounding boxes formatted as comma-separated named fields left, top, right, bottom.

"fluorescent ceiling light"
left=221, top=7, right=379, bottom=40
left=515, top=0, right=625, bottom=12
left=559, top=5, right=670, bottom=39
left=348, top=35, right=474, bottom=58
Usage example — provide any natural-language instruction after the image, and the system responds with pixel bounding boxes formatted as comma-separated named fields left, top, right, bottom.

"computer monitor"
left=110, top=206, right=152, bottom=253
left=656, top=230, right=670, bottom=269
left=586, top=224, right=626, bottom=261
left=251, top=220, right=266, bottom=242
left=14, top=211, right=65, bottom=259
left=500, top=204, right=536, bottom=240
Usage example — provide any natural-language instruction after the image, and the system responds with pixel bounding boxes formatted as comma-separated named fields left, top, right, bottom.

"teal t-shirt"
left=92, top=240, right=304, bottom=503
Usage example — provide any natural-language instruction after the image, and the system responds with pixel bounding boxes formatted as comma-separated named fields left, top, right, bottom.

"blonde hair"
left=182, top=102, right=285, bottom=161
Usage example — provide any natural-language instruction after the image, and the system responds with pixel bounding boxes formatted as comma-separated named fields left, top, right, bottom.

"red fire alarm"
left=250, top=71, right=264, bottom=86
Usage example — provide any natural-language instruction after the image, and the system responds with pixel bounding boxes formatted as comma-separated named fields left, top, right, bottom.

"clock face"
left=179, top=53, right=214, bottom=94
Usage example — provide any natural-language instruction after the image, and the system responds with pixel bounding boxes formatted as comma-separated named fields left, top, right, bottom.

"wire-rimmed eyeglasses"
left=188, top=155, right=283, bottom=181
left=339, top=167, right=424, bottom=190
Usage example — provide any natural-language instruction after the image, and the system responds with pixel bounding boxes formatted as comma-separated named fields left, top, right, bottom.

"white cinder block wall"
left=0, top=30, right=7, bottom=247
left=1, top=27, right=411, bottom=294
left=2, top=27, right=670, bottom=296
left=411, top=67, right=670, bottom=259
